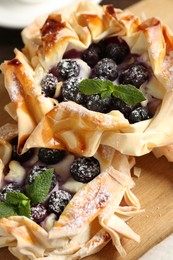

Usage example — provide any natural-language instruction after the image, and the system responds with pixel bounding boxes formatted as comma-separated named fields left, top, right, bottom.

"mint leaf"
left=26, top=168, right=54, bottom=204
left=112, top=84, right=146, bottom=105
left=78, top=79, right=146, bottom=105
left=0, top=202, right=18, bottom=218
left=6, top=192, right=29, bottom=205
left=5, top=192, right=31, bottom=218
left=78, top=79, right=113, bottom=95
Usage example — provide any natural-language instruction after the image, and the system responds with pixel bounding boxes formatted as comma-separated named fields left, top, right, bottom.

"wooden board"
left=127, top=0, right=173, bottom=30
left=0, top=0, right=173, bottom=259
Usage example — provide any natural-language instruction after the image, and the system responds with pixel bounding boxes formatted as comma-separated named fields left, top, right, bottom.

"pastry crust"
left=22, top=101, right=129, bottom=156
left=1, top=1, right=173, bottom=159
left=0, top=125, right=141, bottom=259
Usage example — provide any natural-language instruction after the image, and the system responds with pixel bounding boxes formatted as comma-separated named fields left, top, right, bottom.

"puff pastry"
left=0, top=124, right=141, bottom=259
left=1, top=0, right=173, bottom=160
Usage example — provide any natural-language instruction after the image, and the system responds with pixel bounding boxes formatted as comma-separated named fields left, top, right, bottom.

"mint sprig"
left=6, top=192, right=31, bottom=218
left=78, top=79, right=146, bottom=105
left=0, top=192, right=30, bottom=218
left=0, top=168, right=54, bottom=219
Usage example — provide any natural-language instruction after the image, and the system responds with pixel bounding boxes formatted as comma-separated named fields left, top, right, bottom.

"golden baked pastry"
left=0, top=124, right=141, bottom=259
left=1, top=0, right=173, bottom=159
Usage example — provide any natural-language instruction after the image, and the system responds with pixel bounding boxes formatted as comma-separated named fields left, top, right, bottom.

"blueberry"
left=27, top=165, right=56, bottom=191
left=41, top=73, right=58, bottom=97
left=63, top=49, right=82, bottom=59
left=61, top=77, right=84, bottom=104
left=31, top=203, right=47, bottom=223
left=86, top=94, right=111, bottom=113
left=110, top=96, right=136, bottom=118
left=94, top=58, right=118, bottom=80
left=128, top=106, right=151, bottom=123
left=47, top=190, right=72, bottom=216
left=57, top=59, right=80, bottom=79
left=70, top=157, right=100, bottom=183
left=82, top=43, right=101, bottom=67
left=105, top=43, right=129, bottom=64
left=119, top=64, right=149, bottom=88
left=38, top=148, right=65, bottom=165
left=11, top=145, right=34, bottom=163
left=0, top=183, right=22, bottom=201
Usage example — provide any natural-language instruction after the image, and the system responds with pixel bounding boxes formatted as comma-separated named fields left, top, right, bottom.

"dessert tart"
left=0, top=124, right=141, bottom=259
left=1, top=0, right=173, bottom=159
left=1, top=0, right=173, bottom=259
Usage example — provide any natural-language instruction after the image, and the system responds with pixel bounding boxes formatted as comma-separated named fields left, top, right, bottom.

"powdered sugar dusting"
left=99, top=145, right=114, bottom=161
left=74, top=229, right=110, bottom=256
left=69, top=190, right=109, bottom=227
left=54, top=101, right=127, bottom=129
left=9, top=75, right=21, bottom=101
left=162, top=51, right=173, bottom=87
left=58, top=180, right=111, bottom=233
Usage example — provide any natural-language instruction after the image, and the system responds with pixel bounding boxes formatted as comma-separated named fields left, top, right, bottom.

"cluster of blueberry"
left=41, top=37, right=152, bottom=123
left=0, top=142, right=100, bottom=224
